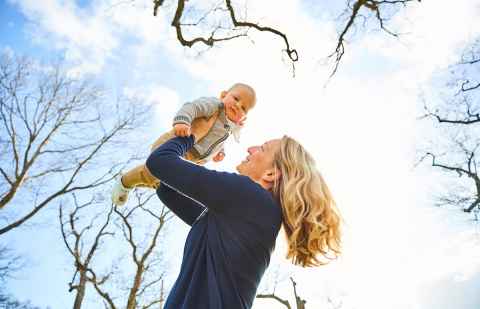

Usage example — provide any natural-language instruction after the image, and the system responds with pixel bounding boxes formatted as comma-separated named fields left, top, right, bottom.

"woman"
left=146, top=122, right=341, bottom=309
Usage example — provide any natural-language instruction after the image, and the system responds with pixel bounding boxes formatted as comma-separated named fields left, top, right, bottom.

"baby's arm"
left=173, top=98, right=219, bottom=137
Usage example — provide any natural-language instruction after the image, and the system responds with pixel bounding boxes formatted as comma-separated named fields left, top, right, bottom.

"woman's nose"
left=247, top=146, right=259, bottom=154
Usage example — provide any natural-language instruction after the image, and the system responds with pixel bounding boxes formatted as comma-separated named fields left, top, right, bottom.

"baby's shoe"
left=111, top=176, right=131, bottom=206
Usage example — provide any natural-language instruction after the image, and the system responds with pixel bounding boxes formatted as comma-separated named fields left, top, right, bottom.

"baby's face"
left=221, top=86, right=255, bottom=125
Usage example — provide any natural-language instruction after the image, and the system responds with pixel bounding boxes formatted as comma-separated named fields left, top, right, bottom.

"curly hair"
left=272, top=136, right=342, bottom=267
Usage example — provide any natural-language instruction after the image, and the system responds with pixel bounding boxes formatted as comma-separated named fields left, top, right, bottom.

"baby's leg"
left=121, top=130, right=176, bottom=189
left=121, top=164, right=159, bottom=189
left=112, top=131, right=175, bottom=206
left=112, top=163, right=160, bottom=206
left=119, top=123, right=211, bottom=194
left=121, top=142, right=204, bottom=192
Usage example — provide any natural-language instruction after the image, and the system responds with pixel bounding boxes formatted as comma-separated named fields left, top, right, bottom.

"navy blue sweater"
left=146, top=136, right=282, bottom=309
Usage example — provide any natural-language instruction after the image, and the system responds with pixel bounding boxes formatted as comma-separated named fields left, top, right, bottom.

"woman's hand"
left=190, top=111, right=219, bottom=142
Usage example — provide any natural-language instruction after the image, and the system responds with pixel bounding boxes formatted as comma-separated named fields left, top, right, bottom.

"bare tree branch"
left=418, top=37, right=480, bottom=214
left=256, top=293, right=292, bottom=309
left=421, top=96, right=480, bottom=125
left=113, top=192, right=168, bottom=309
left=461, top=80, right=480, bottom=92
left=148, top=0, right=421, bottom=77
left=0, top=53, right=147, bottom=235
left=328, top=0, right=420, bottom=77
left=256, top=276, right=307, bottom=309
left=290, top=277, right=306, bottom=309
left=152, top=0, right=298, bottom=75
left=87, top=268, right=117, bottom=309
left=420, top=150, right=480, bottom=213
left=0, top=244, right=25, bottom=284
left=59, top=195, right=115, bottom=309
left=60, top=190, right=169, bottom=308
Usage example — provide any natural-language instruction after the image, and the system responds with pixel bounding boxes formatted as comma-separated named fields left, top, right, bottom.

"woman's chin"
left=236, top=162, right=245, bottom=174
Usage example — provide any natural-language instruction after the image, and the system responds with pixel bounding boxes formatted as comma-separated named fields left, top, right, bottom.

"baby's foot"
left=111, top=176, right=131, bottom=206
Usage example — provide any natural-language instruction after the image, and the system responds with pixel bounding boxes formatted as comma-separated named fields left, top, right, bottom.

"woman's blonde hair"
left=272, top=136, right=342, bottom=267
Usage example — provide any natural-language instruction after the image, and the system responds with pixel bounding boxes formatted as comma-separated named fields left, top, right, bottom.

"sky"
left=1, top=0, right=480, bottom=308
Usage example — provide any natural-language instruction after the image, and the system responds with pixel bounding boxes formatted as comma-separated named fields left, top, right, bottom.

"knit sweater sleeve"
left=146, top=135, right=245, bottom=214
left=156, top=184, right=206, bottom=226
left=173, top=97, right=220, bottom=126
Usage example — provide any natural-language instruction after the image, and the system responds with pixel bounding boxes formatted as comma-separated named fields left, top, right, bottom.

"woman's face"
left=236, top=139, right=281, bottom=182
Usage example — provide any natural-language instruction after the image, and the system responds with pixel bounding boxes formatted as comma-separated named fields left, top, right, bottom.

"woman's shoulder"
left=208, top=172, right=282, bottom=229
left=211, top=171, right=280, bottom=211
left=235, top=175, right=281, bottom=213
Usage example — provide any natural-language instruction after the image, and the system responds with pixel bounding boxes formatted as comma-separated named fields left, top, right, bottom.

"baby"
left=111, top=83, right=256, bottom=206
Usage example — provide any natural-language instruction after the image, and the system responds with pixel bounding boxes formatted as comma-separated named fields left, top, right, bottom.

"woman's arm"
left=146, top=135, right=243, bottom=213
left=157, top=184, right=206, bottom=226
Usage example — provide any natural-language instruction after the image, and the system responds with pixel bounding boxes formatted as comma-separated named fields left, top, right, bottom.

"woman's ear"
left=261, top=167, right=282, bottom=186
left=220, top=90, right=227, bottom=99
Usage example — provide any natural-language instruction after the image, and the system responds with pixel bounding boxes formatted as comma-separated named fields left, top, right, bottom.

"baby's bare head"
left=228, top=83, right=256, bottom=108
left=221, top=83, right=256, bottom=125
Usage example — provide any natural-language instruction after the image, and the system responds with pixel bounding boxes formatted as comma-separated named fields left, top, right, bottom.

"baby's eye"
left=234, top=96, right=239, bottom=101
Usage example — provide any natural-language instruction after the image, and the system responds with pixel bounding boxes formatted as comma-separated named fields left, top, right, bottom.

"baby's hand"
left=238, top=117, right=246, bottom=127
left=212, top=151, right=225, bottom=163
left=174, top=123, right=191, bottom=137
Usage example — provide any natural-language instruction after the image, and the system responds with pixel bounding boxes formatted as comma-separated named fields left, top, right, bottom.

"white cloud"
left=123, top=84, right=181, bottom=135
left=8, top=0, right=174, bottom=75
left=9, top=0, right=116, bottom=74
left=359, top=0, right=480, bottom=83
left=1, top=45, right=15, bottom=57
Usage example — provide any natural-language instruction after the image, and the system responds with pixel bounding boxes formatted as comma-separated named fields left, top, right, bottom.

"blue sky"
left=1, top=1, right=34, bottom=54
left=2, top=0, right=480, bottom=308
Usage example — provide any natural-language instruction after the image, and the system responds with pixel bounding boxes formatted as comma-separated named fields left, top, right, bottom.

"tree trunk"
left=73, top=271, right=87, bottom=309
left=126, top=267, right=143, bottom=309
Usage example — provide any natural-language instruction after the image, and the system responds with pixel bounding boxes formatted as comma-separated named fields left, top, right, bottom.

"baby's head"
left=220, top=83, right=256, bottom=125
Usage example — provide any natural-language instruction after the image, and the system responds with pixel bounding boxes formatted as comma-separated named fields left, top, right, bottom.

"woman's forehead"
left=264, top=139, right=281, bottom=150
